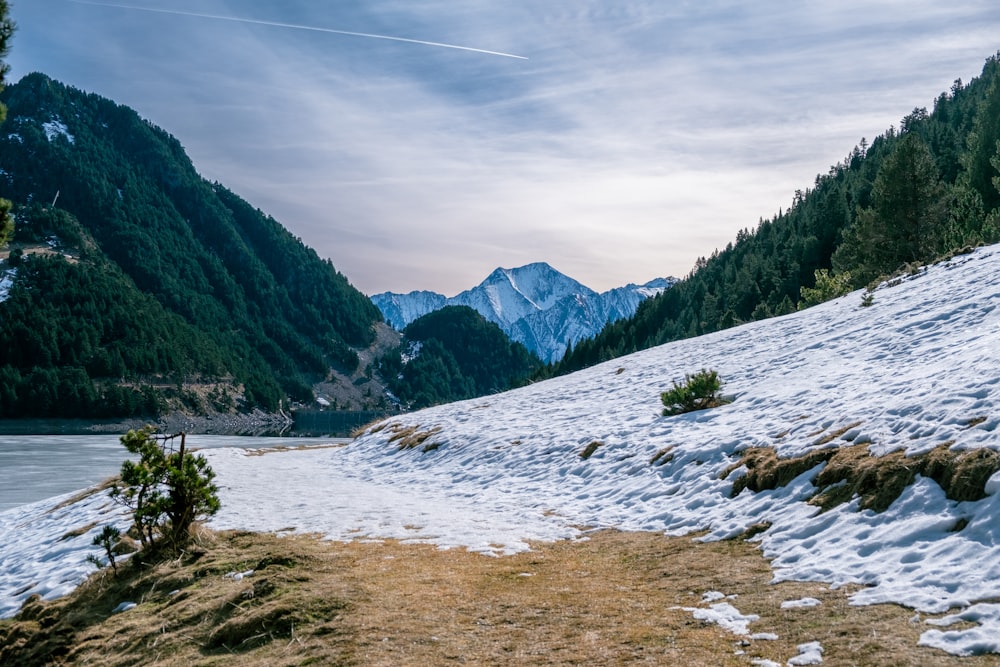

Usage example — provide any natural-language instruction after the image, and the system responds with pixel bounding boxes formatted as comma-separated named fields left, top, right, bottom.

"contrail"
left=69, top=0, right=528, bottom=60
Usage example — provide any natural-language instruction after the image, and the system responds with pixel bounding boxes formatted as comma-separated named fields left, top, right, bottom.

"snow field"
left=0, top=244, right=998, bottom=657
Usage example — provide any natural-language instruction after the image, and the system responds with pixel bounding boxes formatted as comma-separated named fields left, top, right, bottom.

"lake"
left=0, top=434, right=349, bottom=513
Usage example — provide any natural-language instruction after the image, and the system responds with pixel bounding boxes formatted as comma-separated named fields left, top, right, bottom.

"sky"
left=3, top=243, right=1000, bottom=657
left=5, top=1, right=1000, bottom=295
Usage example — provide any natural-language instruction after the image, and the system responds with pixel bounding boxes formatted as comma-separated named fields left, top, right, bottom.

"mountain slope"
left=0, top=73, right=383, bottom=415
left=380, top=305, right=543, bottom=409
left=372, top=263, right=674, bottom=362
left=6, top=243, right=999, bottom=656
left=552, top=54, right=1000, bottom=377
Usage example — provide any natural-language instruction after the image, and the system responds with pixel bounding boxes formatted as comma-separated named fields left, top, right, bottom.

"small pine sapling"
left=111, top=428, right=220, bottom=555
left=661, top=369, right=731, bottom=416
left=88, top=525, right=121, bottom=573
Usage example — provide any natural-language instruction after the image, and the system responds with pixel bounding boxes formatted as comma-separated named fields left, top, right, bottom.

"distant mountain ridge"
left=372, top=263, right=675, bottom=362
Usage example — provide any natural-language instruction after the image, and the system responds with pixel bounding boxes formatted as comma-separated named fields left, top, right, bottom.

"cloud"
left=68, top=0, right=529, bottom=59
left=7, top=0, right=1000, bottom=293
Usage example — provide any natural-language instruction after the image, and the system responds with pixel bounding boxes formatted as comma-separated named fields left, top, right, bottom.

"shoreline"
left=0, top=410, right=296, bottom=437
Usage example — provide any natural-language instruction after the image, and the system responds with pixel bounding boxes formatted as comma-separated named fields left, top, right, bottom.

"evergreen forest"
left=0, top=74, right=382, bottom=418
left=546, top=54, right=1000, bottom=378
left=3, top=49, right=1000, bottom=417
left=379, top=306, right=542, bottom=409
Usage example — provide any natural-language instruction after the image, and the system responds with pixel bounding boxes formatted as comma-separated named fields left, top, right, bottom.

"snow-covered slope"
left=2, top=245, right=999, bottom=656
left=371, top=263, right=674, bottom=362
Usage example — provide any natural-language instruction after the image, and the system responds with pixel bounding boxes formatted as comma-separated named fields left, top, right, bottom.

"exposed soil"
left=311, top=322, right=402, bottom=412
left=2, top=529, right=996, bottom=666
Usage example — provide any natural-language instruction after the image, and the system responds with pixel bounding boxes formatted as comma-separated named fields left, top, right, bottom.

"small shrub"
left=661, top=369, right=730, bottom=416
left=799, top=269, right=852, bottom=309
left=111, top=428, right=220, bottom=555
left=860, top=289, right=875, bottom=307
left=89, top=525, right=121, bottom=573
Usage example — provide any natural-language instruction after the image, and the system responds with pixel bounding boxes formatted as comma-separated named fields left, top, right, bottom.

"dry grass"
left=726, top=441, right=1000, bottom=513
left=811, top=421, right=864, bottom=446
left=579, top=440, right=603, bottom=460
left=725, top=447, right=835, bottom=497
left=49, top=478, right=118, bottom=512
left=241, top=443, right=348, bottom=457
left=381, top=423, right=444, bottom=452
left=351, top=418, right=390, bottom=438
left=2, top=530, right=997, bottom=666
left=650, top=446, right=675, bottom=466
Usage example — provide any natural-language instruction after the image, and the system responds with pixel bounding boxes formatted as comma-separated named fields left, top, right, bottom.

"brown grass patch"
left=727, top=442, right=1000, bottom=513
left=650, top=446, right=675, bottom=466
left=724, top=447, right=835, bottom=497
left=60, top=522, right=99, bottom=541
left=241, top=443, right=348, bottom=457
left=382, top=423, right=444, bottom=451
left=579, top=440, right=603, bottom=460
left=965, top=416, right=988, bottom=429
left=352, top=418, right=390, bottom=438
left=1, top=530, right=994, bottom=666
left=49, top=478, right=118, bottom=512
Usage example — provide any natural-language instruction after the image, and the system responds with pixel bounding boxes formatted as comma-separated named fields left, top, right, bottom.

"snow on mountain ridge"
left=371, top=263, right=674, bottom=362
left=370, top=290, right=446, bottom=330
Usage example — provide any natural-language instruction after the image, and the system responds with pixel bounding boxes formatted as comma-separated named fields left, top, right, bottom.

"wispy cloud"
left=7, top=1, right=1000, bottom=293
left=68, top=0, right=529, bottom=60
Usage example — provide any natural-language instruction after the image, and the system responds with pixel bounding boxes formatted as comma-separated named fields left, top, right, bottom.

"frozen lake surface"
left=0, top=434, right=347, bottom=512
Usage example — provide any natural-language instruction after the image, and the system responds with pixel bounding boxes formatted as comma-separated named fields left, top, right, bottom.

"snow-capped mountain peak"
left=371, top=263, right=675, bottom=362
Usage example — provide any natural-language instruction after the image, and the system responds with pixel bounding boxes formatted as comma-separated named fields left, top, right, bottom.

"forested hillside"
left=379, top=306, right=542, bottom=409
left=549, top=54, right=1000, bottom=376
left=0, top=73, right=382, bottom=418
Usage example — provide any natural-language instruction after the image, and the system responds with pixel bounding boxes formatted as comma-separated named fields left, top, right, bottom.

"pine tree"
left=833, top=133, right=946, bottom=284
left=111, top=429, right=220, bottom=554
left=0, top=0, right=14, bottom=243
left=963, top=71, right=1000, bottom=214
left=0, top=0, right=13, bottom=122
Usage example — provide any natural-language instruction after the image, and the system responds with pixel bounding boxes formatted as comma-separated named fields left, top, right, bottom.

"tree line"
left=547, top=54, right=1000, bottom=377
left=0, top=73, right=383, bottom=417
left=379, top=306, right=542, bottom=409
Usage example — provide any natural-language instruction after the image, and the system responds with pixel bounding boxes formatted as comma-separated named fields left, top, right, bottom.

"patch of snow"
left=0, top=487, right=131, bottom=616
left=919, top=603, right=1000, bottom=656
left=42, top=118, right=75, bottom=144
left=400, top=340, right=422, bottom=363
left=787, top=640, right=824, bottom=665
left=781, top=597, right=822, bottom=609
left=6, top=132, right=23, bottom=144
left=112, top=601, right=137, bottom=614
left=682, top=601, right=759, bottom=636
left=0, top=268, right=15, bottom=302
left=751, top=659, right=781, bottom=667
